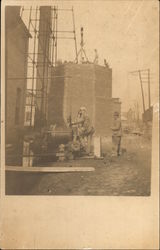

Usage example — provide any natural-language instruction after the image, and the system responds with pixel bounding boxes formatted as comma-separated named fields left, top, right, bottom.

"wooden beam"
left=5, top=166, right=95, bottom=172
left=77, top=156, right=104, bottom=160
left=78, top=156, right=95, bottom=159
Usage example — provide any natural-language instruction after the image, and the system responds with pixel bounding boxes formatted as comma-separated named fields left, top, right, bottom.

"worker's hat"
left=114, top=111, right=119, bottom=117
left=80, top=106, right=86, bottom=111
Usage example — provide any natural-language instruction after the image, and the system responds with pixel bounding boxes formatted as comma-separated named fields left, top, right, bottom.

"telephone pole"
left=129, top=69, right=151, bottom=114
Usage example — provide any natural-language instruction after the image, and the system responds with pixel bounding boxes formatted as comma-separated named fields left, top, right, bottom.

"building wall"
left=48, top=63, right=114, bottom=136
left=95, top=65, right=112, bottom=98
left=48, top=63, right=95, bottom=127
left=64, top=63, right=95, bottom=125
left=48, top=65, right=65, bottom=127
left=5, top=7, right=30, bottom=143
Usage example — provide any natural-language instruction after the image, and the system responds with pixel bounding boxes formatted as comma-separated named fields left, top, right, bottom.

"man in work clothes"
left=72, top=107, right=94, bottom=154
left=111, top=111, right=122, bottom=156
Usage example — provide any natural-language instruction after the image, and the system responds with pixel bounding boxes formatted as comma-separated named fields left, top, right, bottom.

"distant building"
left=5, top=6, right=31, bottom=144
left=142, top=106, right=153, bottom=123
left=48, top=63, right=121, bottom=136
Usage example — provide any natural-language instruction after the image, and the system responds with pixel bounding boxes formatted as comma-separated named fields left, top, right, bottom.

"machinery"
left=25, top=124, right=94, bottom=165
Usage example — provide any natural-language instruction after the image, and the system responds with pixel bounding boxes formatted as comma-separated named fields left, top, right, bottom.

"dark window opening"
left=15, top=88, right=21, bottom=125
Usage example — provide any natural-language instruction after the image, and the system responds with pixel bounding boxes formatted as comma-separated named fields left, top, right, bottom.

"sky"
left=22, top=0, right=159, bottom=113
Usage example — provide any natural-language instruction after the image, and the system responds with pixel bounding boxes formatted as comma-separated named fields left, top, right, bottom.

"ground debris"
left=6, top=134, right=151, bottom=196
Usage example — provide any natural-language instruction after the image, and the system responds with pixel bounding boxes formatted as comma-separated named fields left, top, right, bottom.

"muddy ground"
left=5, top=134, right=151, bottom=196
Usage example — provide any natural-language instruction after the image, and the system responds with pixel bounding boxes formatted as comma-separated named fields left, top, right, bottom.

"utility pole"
left=129, top=69, right=151, bottom=114
left=138, top=70, right=145, bottom=113
left=148, top=69, right=151, bottom=108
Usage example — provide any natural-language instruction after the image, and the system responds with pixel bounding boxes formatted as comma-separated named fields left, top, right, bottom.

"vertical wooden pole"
left=148, top=69, right=151, bottom=108
left=138, top=70, right=145, bottom=113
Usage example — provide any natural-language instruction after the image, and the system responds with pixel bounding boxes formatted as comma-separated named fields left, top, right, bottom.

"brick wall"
left=95, top=65, right=112, bottom=98
left=48, top=63, right=114, bottom=136
left=48, top=65, right=65, bottom=127
left=64, top=63, right=95, bottom=124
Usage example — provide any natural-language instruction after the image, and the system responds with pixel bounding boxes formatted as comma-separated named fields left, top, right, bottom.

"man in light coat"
left=111, top=111, right=122, bottom=156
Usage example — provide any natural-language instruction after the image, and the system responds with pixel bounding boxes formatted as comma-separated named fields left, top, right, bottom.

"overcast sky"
left=22, top=0, right=159, bottom=113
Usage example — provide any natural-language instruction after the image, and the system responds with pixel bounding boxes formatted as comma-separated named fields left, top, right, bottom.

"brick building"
left=5, top=6, right=31, bottom=144
left=48, top=62, right=121, bottom=136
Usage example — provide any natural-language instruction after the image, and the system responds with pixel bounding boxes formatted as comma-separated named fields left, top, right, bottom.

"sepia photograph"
left=1, top=1, right=159, bottom=249
left=4, top=1, right=158, bottom=196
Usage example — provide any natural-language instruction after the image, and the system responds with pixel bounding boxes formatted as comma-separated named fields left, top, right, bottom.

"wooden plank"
left=94, top=156, right=104, bottom=160
left=78, top=156, right=95, bottom=159
left=77, top=156, right=104, bottom=160
left=5, top=166, right=95, bottom=172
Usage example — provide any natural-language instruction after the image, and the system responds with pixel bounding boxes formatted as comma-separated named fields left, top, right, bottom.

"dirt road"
left=5, top=134, right=151, bottom=196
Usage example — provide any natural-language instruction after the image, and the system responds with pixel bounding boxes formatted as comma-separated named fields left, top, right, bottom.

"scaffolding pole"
left=72, top=6, right=78, bottom=63
left=30, top=6, right=38, bottom=127
left=21, top=5, right=78, bottom=131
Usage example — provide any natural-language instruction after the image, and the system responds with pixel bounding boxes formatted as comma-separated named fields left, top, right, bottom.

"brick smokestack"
left=36, top=6, right=51, bottom=127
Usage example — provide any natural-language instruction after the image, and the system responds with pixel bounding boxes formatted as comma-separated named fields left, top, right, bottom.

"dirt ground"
left=5, top=134, right=151, bottom=196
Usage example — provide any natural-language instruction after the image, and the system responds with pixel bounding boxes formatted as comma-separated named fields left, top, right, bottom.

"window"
left=15, top=88, right=21, bottom=125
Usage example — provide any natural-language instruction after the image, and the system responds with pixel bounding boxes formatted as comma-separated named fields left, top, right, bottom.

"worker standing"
left=72, top=107, right=94, bottom=154
left=111, top=111, right=122, bottom=157
left=93, top=49, right=98, bottom=64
